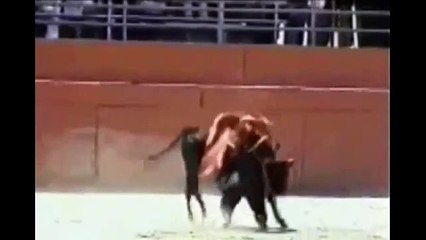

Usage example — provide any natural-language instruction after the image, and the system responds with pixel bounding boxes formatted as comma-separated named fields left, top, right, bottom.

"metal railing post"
left=200, top=1, right=208, bottom=18
left=332, top=0, right=339, bottom=48
left=184, top=1, right=192, bottom=18
left=217, top=1, right=224, bottom=44
left=123, top=0, right=127, bottom=41
left=107, top=0, right=112, bottom=41
left=310, top=3, right=316, bottom=46
left=273, top=1, right=279, bottom=42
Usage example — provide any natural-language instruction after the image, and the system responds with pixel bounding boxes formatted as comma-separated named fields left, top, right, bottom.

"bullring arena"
left=36, top=42, right=389, bottom=240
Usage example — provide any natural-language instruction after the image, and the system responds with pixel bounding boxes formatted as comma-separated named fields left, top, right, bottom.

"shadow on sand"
left=228, top=226, right=298, bottom=234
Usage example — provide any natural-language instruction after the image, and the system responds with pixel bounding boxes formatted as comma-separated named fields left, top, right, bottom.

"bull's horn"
left=261, top=117, right=273, bottom=126
left=254, top=114, right=273, bottom=126
left=248, top=134, right=269, bottom=153
left=240, top=114, right=257, bottom=122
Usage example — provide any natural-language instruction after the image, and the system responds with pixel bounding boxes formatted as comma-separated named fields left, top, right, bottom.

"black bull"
left=148, top=126, right=294, bottom=230
left=217, top=129, right=293, bottom=230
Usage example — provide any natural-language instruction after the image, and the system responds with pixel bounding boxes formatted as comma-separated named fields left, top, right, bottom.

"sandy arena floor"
left=35, top=193, right=389, bottom=240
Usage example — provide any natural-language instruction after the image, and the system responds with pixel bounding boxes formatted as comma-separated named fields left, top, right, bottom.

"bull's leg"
left=267, top=193, right=288, bottom=229
left=185, top=175, right=198, bottom=221
left=220, top=189, right=242, bottom=228
left=245, top=193, right=268, bottom=231
left=195, top=193, right=207, bottom=218
left=185, top=190, right=194, bottom=221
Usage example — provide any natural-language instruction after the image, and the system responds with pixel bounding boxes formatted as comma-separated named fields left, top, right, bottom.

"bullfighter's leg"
left=245, top=193, right=268, bottom=231
left=267, top=193, right=288, bottom=229
left=220, top=188, right=242, bottom=228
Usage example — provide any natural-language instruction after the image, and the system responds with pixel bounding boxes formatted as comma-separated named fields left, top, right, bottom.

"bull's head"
left=244, top=130, right=276, bottom=163
left=248, top=136, right=295, bottom=166
left=239, top=116, right=272, bottom=147
left=274, top=142, right=281, bottom=151
left=181, top=126, right=200, bottom=135
left=266, top=157, right=295, bottom=194
left=243, top=132, right=296, bottom=194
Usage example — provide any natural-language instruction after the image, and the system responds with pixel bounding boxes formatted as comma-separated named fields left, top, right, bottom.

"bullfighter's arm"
left=148, top=132, right=182, bottom=160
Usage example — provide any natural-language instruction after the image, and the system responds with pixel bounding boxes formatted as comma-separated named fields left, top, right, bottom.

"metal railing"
left=35, top=0, right=390, bottom=48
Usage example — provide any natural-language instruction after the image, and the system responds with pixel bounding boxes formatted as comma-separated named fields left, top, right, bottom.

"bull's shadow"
left=226, top=225, right=298, bottom=234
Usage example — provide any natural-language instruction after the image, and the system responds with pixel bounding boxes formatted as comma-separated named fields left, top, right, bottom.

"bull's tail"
left=148, top=126, right=197, bottom=160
